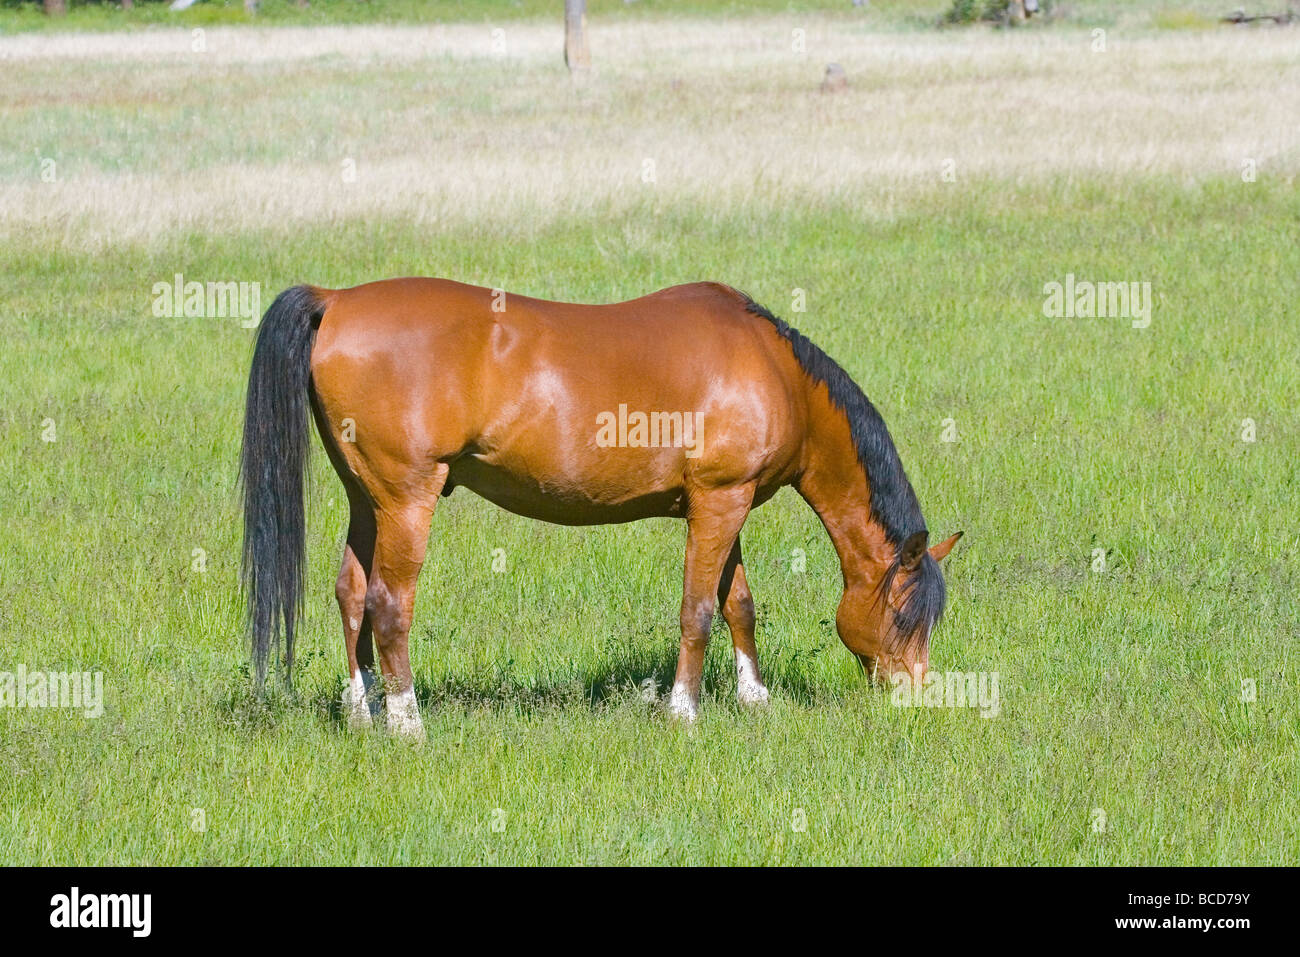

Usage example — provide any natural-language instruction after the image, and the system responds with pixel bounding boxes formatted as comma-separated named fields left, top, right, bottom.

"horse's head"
left=837, top=530, right=962, bottom=684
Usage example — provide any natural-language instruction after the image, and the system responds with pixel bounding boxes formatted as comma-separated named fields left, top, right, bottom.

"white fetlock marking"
left=386, top=685, right=424, bottom=738
left=668, top=681, right=699, bottom=722
left=344, top=668, right=372, bottom=729
left=735, top=651, right=770, bottom=705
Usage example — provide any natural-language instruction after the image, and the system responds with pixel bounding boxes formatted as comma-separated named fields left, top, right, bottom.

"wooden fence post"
left=565, top=0, right=591, bottom=72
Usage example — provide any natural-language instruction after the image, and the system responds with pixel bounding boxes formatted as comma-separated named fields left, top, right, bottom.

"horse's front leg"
left=669, top=484, right=755, bottom=722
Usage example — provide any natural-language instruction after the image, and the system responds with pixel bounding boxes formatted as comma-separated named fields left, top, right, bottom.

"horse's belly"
left=446, top=456, right=687, bottom=526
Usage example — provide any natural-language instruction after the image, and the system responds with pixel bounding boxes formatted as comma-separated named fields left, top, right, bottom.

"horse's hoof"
left=735, top=653, right=769, bottom=708
left=343, top=689, right=373, bottom=730
left=384, top=686, right=425, bottom=740
left=668, top=683, right=700, bottom=723
left=385, top=714, right=425, bottom=741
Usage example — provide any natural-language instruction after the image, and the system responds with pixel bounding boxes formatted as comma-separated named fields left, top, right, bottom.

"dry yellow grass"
left=2, top=18, right=1297, bottom=249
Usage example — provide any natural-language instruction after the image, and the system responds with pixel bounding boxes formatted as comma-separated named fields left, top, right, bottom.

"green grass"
left=0, top=0, right=872, bottom=33
left=1, top=176, right=1297, bottom=864
left=0, top=0, right=1267, bottom=34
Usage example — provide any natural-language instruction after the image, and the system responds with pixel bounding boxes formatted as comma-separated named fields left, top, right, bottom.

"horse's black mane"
left=741, top=294, right=946, bottom=651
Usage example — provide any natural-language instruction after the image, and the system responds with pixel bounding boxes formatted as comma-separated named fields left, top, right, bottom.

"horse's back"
left=312, top=277, right=793, bottom=408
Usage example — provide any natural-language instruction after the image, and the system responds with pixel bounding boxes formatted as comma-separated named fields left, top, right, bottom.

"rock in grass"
left=821, top=63, right=848, bottom=93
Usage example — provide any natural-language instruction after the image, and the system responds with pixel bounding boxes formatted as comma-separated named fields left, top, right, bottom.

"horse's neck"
left=796, top=394, right=894, bottom=591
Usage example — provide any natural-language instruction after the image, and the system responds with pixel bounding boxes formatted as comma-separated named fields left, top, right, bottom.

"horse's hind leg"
left=367, top=463, right=448, bottom=739
left=337, top=497, right=377, bottom=729
left=313, top=392, right=381, bottom=729
left=717, top=538, right=769, bottom=706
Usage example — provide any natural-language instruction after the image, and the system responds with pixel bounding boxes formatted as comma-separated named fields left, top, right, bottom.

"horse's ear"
left=900, top=531, right=929, bottom=570
left=929, top=531, right=963, bottom=562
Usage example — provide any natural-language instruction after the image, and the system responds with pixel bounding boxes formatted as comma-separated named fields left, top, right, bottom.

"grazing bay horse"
left=241, top=279, right=960, bottom=736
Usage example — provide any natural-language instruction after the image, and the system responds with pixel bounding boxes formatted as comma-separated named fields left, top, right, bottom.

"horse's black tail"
left=240, top=285, right=327, bottom=687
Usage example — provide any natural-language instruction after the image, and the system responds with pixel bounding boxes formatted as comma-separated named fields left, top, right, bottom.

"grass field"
left=1, top=6, right=1298, bottom=865
left=0, top=0, right=1272, bottom=34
